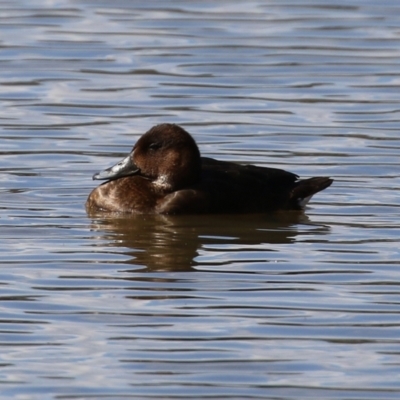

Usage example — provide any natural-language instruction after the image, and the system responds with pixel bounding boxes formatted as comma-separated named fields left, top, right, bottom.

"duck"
left=86, top=123, right=333, bottom=214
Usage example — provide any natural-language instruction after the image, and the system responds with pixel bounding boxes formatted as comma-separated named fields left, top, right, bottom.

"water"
left=1, top=0, right=400, bottom=398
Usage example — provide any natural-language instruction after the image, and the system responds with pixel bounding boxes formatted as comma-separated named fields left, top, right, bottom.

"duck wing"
left=200, top=157, right=332, bottom=212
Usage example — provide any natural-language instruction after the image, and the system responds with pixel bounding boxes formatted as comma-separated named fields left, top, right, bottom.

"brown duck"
left=86, top=124, right=333, bottom=214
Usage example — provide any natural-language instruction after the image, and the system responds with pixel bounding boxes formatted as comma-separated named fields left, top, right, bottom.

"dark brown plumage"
left=86, top=124, right=333, bottom=214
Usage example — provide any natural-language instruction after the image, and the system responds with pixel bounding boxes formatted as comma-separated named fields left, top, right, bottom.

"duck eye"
left=149, top=142, right=162, bottom=151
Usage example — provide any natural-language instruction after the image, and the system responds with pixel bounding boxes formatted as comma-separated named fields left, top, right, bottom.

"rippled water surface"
left=1, top=1, right=400, bottom=399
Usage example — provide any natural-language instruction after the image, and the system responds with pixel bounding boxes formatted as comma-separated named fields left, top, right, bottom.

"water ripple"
left=1, top=0, right=400, bottom=399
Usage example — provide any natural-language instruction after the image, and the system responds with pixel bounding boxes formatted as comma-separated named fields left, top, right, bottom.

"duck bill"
left=92, top=154, right=140, bottom=180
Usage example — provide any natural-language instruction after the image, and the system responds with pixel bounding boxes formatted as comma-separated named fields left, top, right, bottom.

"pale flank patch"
left=298, top=195, right=313, bottom=208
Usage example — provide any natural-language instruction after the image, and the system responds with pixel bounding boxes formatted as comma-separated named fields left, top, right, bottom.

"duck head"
left=93, top=124, right=202, bottom=191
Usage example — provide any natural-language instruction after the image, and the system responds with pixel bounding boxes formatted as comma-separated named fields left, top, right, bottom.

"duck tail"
left=291, top=177, right=333, bottom=209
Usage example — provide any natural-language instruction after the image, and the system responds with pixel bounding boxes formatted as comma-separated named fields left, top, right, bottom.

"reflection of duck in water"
left=88, top=213, right=330, bottom=272
left=86, top=124, right=332, bottom=214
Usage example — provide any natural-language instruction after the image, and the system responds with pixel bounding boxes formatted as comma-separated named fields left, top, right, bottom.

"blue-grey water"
left=1, top=1, right=400, bottom=399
